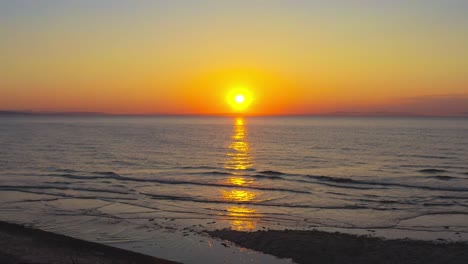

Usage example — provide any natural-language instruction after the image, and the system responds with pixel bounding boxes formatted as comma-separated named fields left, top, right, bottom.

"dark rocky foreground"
left=0, top=221, right=179, bottom=264
left=208, top=229, right=468, bottom=264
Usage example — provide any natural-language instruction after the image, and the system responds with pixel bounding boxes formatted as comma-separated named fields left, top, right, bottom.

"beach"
left=0, top=221, right=179, bottom=264
left=3, top=219, right=468, bottom=264
left=209, top=229, right=468, bottom=264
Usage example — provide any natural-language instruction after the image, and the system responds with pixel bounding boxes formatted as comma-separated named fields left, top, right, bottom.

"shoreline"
left=2, top=219, right=468, bottom=264
left=208, top=229, right=468, bottom=264
left=0, top=221, right=179, bottom=264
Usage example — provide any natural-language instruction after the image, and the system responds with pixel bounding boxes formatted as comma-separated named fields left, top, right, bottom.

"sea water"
left=1, top=116, right=467, bottom=263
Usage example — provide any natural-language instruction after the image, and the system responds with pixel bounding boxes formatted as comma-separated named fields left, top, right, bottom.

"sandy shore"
left=0, top=221, right=179, bottom=264
left=208, top=229, right=468, bottom=264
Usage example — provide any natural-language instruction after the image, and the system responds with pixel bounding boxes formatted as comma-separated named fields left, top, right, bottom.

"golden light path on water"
left=221, top=117, right=261, bottom=231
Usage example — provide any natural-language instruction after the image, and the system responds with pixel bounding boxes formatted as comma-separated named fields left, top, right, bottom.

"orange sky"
left=1, top=1, right=468, bottom=116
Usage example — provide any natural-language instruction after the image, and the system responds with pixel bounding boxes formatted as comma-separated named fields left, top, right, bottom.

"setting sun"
left=227, top=86, right=253, bottom=112
left=235, top=94, right=245, bottom=104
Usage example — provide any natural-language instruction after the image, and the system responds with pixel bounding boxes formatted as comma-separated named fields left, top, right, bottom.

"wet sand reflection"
left=221, top=117, right=261, bottom=231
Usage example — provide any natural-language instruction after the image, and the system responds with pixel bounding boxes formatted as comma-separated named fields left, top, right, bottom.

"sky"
left=1, top=0, right=468, bottom=115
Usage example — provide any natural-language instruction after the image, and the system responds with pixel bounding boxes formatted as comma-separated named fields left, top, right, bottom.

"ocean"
left=1, top=116, right=468, bottom=263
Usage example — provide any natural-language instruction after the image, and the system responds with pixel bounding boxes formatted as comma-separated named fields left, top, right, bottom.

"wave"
left=46, top=172, right=310, bottom=195
left=93, top=171, right=120, bottom=176
left=53, top=169, right=78, bottom=173
left=192, top=171, right=232, bottom=175
left=426, top=176, right=456, bottom=180
left=186, top=170, right=285, bottom=176
left=44, top=168, right=468, bottom=196
left=141, top=193, right=377, bottom=210
left=193, top=170, right=291, bottom=180
left=46, top=170, right=121, bottom=180
left=422, top=202, right=461, bottom=207
left=298, top=174, right=468, bottom=192
left=400, top=165, right=468, bottom=170
left=252, top=174, right=285, bottom=180
left=399, top=155, right=455, bottom=160
left=259, top=170, right=285, bottom=176
left=180, top=166, right=218, bottom=170
left=418, top=169, right=448, bottom=173
left=0, top=186, right=137, bottom=202
left=0, top=184, right=130, bottom=195
left=311, top=175, right=356, bottom=183
left=46, top=174, right=107, bottom=180
left=435, top=195, right=468, bottom=200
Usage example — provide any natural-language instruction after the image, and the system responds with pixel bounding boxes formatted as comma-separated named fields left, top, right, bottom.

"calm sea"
left=1, top=116, right=468, bottom=262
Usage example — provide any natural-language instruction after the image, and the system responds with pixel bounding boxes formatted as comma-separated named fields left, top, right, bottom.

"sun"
left=227, top=86, right=253, bottom=112
left=235, top=94, right=245, bottom=104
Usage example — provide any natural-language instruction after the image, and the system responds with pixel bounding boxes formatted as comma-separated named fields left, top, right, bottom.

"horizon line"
left=1, top=110, right=468, bottom=118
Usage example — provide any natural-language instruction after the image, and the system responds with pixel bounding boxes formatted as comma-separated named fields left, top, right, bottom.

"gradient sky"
left=1, top=0, right=468, bottom=115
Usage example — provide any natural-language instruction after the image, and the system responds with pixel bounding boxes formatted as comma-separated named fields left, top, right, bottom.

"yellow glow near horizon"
left=2, top=2, right=468, bottom=116
left=227, top=86, right=253, bottom=112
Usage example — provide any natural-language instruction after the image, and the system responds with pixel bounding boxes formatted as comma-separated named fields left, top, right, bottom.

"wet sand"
left=208, top=229, right=468, bottom=264
left=0, top=221, right=179, bottom=264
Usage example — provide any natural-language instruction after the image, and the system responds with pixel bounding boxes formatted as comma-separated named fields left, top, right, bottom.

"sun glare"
left=227, top=86, right=253, bottom=112
left=235, top=94, right=245, bottom=104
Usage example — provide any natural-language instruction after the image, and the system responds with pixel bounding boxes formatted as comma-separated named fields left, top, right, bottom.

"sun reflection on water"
left=224, top=117, right=253, bottom=171
left=227, top=206, right=258, bottom=231
left=222, top=190, right=256, bottom=202
left=221, top=117, right=261, bottom=231
left=226, top=177, right=253, bottom=186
